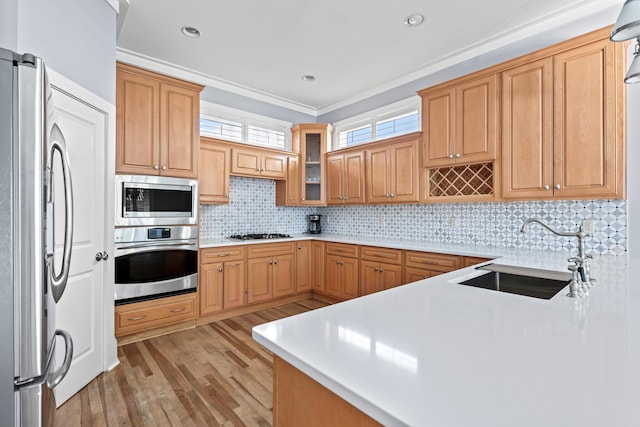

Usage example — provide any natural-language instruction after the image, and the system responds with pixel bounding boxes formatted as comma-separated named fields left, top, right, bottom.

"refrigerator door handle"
left=48, top=123, right=74, bottom=303
left=46, top=329, right=74, bottom=389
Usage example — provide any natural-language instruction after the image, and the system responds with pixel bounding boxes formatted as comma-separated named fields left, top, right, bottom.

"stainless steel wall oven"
left=114, top=225, right=198, bottom=303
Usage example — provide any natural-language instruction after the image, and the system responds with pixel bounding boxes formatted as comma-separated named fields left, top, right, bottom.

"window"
left=332, top=97, right=421, bottom=150
left=200, top=101, right=292, bottom=150
left=199, top=117, right=242, bottom=141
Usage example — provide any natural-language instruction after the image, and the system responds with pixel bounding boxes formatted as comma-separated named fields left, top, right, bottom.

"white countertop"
left=251, top=242, right=640, bottom=427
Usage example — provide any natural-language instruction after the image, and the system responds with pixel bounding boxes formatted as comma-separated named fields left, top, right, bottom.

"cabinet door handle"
left=153, top=164, right=159, bottom=170
left=555, top=184, right=561, bottom=190
left=374, top=267, right=379, bottom=272
left=543, top=185, right=550, bottom=190
left=128, top=315, right=146, bottom=321
left=273, top=260, right=278, bottom=265
left=302, top=197, right=306, bottom=201
left=379, top=268, right=384, bottom=273
left=448, top=154, right=454, bottom=159
left=225, top=194, right=230, bottom=198
left=161, top=165, right=167, bottom=171
left=390, top=194, right=395, bottom=198
left=455, top=153, right=461, bottom=158
left=289, top=196, right=293, bottom=200
left=298, top=246, right=302, bottom=250
left=218, top=267, right=223, bottom=272
left=268, top=261, right=274, bottom=265
left=169, top=307, right=186, bottom=313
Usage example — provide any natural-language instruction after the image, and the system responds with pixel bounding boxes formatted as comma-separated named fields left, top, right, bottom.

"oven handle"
left=115, top=241, right=198, bottom=251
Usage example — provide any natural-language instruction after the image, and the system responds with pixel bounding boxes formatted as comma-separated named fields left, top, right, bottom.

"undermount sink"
left=458, top=264, right=572, bottom=300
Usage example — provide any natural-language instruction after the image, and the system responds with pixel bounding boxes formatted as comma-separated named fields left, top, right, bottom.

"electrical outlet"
left=449, top=217, right=460, bottom=228
left=378, top=215, right=386, bottom=226
left=325, top=215, right=330, bottom=225
left=582, top=219, right=595, bottom=235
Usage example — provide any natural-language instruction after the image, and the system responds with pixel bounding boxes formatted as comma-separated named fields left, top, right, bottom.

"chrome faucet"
left=520, top=218, right=594, bottom=298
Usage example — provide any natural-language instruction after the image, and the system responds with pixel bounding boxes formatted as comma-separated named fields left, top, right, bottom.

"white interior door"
left=50, top=84, right=107, bottom=406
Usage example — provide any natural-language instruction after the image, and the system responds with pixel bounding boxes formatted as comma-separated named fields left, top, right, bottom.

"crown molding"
left=116, top=0, right=619, bottom=118
left=115, top=48, right=318, bottom=116
left=315, top=0, right=620, bottom=116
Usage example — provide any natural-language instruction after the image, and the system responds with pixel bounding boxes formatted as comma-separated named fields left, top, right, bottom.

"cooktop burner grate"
left=229, top=233, right=293, bottom=240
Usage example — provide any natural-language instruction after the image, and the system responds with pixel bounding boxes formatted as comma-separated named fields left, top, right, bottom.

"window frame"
left=200, top=101, right=292, bottom=151
left=331, top=96, right=421, bottom=151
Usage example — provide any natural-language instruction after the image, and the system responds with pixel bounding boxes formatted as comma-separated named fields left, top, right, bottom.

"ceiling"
left=116, top=0, right=621, bottom=115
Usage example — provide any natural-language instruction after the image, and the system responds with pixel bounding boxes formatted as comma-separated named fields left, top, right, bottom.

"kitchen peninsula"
left=253, top=243, right=638, bottom=426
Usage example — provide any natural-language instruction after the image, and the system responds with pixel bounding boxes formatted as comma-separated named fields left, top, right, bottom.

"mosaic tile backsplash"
left=200, top=177, right=627, bottom=255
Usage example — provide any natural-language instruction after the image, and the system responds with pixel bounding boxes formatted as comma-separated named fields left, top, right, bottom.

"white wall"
left=0, top=0, right=18, bottom=50
left=14, top=0, right=116, bottom=103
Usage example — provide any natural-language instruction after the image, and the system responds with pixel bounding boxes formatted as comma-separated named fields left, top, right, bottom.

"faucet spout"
left=520, top=217, right=588, bottom=259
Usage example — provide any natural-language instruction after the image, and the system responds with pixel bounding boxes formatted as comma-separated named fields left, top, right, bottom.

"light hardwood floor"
left=54, top=299, right=329, bottom=427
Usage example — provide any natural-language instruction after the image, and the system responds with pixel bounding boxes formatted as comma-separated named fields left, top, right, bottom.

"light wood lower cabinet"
left=295, top=241, right=312, bottom=292
left=360, top=261, right=403, bottom=295
left=247, top=243, right=295, bottom=303
left=404, top=251, right=461, bottom=281
left=200, top=246, right=247, bottom=314
left=461, top=256, right=492, bottom=267
left=325, top=255, right=359, bottom=300
left=311, top=241, right=325, bottom=293
left=115, top=293, right=196, bottom=338
left=325, top=243, right=359, bottom=300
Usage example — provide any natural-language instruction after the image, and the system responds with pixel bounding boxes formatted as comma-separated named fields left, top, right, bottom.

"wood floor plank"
left=54, top=298, right=328, bottom=426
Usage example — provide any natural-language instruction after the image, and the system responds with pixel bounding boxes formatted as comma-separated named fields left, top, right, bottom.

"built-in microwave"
left=115, top=175, right=198, bottom=226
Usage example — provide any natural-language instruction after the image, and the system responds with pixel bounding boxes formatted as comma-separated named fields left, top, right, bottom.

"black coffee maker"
left=308, top=214, right=321, bottom=234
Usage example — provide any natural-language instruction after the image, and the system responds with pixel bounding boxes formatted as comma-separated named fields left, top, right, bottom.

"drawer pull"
left=228, top=263, right=241, bottom=267
left=128, top=315, right=146, bottom=321
left=422, top=260, right=438, bottom=265
left=217, top=253, right=231, bottom=257
left=170, top=307, right=186, bottom=313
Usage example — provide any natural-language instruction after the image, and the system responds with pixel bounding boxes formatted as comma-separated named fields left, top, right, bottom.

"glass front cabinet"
left=278, top=123, right=330, bottom=206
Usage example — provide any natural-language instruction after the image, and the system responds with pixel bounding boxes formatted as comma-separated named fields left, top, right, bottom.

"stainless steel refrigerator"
left=0, top=48, right=74, bottom=426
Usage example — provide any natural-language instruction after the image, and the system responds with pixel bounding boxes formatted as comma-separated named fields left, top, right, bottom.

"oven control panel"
left=148, top=227, right=171, bottom=239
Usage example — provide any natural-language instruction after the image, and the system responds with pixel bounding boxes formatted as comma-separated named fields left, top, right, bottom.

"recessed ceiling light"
left=301, top=75, right=316, bottom=82
left=404, top=13, right=425, bottom=27
left=181, top=26, right=201, bottom=38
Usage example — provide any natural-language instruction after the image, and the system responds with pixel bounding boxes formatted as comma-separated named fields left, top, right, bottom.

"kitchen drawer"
left=200, top=246, right=246, bottom=263
left=326, top=242, right=359, bottom=258
left=360, top=246, right=402, bottom=265
left=405, top=251, right=461, bottom=273
left=115, top=293, right=196, bottom=337
left=247, top=242, right=295, bottom=258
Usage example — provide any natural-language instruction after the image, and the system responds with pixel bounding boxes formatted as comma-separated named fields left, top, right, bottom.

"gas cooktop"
left=229, top=233, right=293, bottom=240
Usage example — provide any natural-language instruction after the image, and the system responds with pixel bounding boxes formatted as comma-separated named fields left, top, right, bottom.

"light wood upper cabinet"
left=199, top=138, right=230, bottom=204
left=296, top=124, right=330, bottom=205
left=326, top=150, right=365, bottom=205
left=421, top=74, right=497, bottom=168
left=116, top=63, right=203, bottom=178
left=553, top=38, right=624, bottom=199
left=366, top=135, right=420, bottom=203
left=502, top=58, right=554, bottom=199
left=231, top=147, right=287, bottom=179
left=502, top=36, right=625, bottom=200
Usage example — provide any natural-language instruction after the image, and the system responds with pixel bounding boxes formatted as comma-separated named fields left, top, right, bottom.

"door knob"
left=161, top=165, right=167, bottom=171
left=153, top=164, right=159, bottom=170
left=555, top=184, right=561, bottom=190
left=95, top=252, right=108, bottom=261
left=543, top=184, right=550, bottom=190
left=448, top=154, right=454, bottom=159
left=455, top=153, right=461, bottom=158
